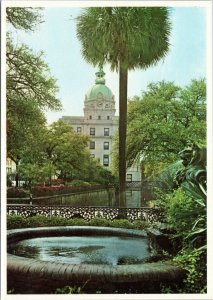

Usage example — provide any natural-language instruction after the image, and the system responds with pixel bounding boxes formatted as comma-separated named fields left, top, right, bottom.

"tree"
left=6, top=36, right=61, bottom=111
left=126, top=79, right=206, bottom=176
left=76, top=7, right=171, bottom=204
left=7, top=98, right=47, bottom=187
left=6, top=7, right=62, bottom=186
left=6, top=7, right=43, bottom=31
left=19, top=162, right=57, bottom=190
left=42, top=120, right=91, bottom=182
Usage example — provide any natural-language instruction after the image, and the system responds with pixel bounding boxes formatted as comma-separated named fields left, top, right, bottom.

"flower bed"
left=7, top=184, right=106, bottom=198
left=7, top=188, right=29, bottom=198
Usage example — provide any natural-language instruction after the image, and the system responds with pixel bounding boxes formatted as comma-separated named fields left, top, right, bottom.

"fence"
left=7, top=205, right=163, bottom=223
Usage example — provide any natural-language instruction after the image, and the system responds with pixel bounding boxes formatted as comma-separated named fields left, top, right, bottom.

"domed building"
left=62, top=69, right=141, bottom=181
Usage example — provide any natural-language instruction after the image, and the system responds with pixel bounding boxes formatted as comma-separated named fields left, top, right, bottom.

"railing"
left=7, top=205, right=163, bottom=223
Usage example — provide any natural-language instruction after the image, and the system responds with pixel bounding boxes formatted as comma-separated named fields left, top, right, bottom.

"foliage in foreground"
left=55, top=285, right=82, bottom=294
left=7, top=215, right=148, bottom=230
left=157, top=187, right=207, bottom=293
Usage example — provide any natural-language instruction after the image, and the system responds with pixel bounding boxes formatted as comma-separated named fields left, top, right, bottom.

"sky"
left=7, top=4, right=207, bottom=124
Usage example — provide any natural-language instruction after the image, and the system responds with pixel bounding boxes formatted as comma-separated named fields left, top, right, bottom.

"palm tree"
left=76, top=7, right=171, bottom=205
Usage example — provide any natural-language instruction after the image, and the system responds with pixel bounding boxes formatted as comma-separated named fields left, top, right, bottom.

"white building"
left=62, top=69, right=141, bottom=182
left=6, top=158, right=16, bottom=177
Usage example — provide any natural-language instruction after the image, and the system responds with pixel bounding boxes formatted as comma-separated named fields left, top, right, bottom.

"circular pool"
left=7, top=226, right=185, bottom=294
left=8, top=235, right=151, bottom=266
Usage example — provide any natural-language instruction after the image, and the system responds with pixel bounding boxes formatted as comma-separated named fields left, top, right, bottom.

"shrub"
left=89, top=217, right=111, bottom=227
left=111, top=219, right=134, bottom=229
left=7, top=215, right=149, bottom=230
left=7, top=188, right=29, bottom=198
left=156, top=186, right=207, bottom=293
left=174, top=248, right=207, bottom=293
left=70, top=180, right=91, bottom=187
left=66, top=218, right=88, bottom=226
left=51, top=179, right=65, bottom=185
left=7, top=215, right=29, bottom=229
left=132, top=220, right=149, bottom=230
left=162, top=188, right=206, bottom=249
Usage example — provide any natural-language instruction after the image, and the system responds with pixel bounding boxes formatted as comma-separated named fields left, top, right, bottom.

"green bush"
left=160, top=188, right=206, bottom=249
left=132, top=220, right=149, bottom=230
left=7, top=215, right=29, bottom=229
left=174, top=248, right=207, bottom=293
left=70, top=180, right=91, bottom=187
left=7, top=215, right=149, bottom=230
left=156, top=187, right=207, bottom=293
left=111, top=219, right=134, bottom=229
left=67, top=218, right=88, bottom=226
left=89, top=217, right=111, bottom=227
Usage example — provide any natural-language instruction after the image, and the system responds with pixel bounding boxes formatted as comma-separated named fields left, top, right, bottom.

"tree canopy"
left=6, top=7, right=62, bottom=187
left=17, top=120, right=115, bottom=187
left=125, top=79, right=206, bottom=176
left=6, top=7, right=43, bottom=31
left=77, top=7, right=171, bottom=70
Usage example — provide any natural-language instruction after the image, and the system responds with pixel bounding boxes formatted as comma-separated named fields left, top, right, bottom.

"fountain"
left=7, top=226, right=185, bottom=294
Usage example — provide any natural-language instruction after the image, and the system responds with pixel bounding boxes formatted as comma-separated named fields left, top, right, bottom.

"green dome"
left=85, top=69, right=114, bottom=101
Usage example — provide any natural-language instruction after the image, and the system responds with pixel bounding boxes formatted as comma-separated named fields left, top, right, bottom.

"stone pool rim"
left=7, top=226, right=186, bottom=286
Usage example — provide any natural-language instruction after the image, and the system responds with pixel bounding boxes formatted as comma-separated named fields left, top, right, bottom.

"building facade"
left=62, top=69, right=141, bottom=182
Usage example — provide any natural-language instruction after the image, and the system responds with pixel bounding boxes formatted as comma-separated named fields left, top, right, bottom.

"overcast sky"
left=8, top=4, right=207, bottom=124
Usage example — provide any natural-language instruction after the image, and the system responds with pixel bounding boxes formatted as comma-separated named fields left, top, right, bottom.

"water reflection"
left=8, top=186, right=155, bottom=208
left=8, top=244, right=40, bottom=259
left=8, top=236, right=151, bottom=266
left=37, top=189, right=153, bottom=208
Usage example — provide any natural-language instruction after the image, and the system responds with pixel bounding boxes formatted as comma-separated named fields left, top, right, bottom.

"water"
left=8, top=189, right=154, bottom=207
left=8, top=235, right=151, bottom=266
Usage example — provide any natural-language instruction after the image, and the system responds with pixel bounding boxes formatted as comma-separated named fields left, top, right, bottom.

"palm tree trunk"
left=119, top=64, right=128, bottom=206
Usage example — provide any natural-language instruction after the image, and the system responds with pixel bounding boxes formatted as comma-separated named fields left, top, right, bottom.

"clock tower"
left=84, top=69, right=116, bottom=121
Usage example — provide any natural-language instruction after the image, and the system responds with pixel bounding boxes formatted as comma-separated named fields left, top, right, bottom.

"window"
left=103, top=155, right=109, bottom=166
left=90, top=154, right=95, bottom=158
left=7, top=167, right=12, bottom=174
left=104, top=128, right=109, bottom=136
left=90, top=141, right=95, bottom=149
left=126, top=190, right=133, bottom=196
left=77, top=127, right=82, bottom=133
left=89, top=115, right=92, bottom=119
left=90, top=128, right=95, bottom=136
left=104, top=142, right=109, bottom=150
left=107, top=116, right=110, bottom=120
left=98, top=116, right=101, bottom=120
left=126, top=174, right=132, bottom=182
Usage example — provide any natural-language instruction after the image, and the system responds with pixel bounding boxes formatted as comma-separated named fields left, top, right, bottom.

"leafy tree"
left=6, top=7, right=62, bottom=186
left=126, top=79, right=206, bottom=176
left=6, top=36, right=61, bottom=111
left=81, top=157, right=116, bottom=186
left=42, top=120, right=91, bottom=182
left=6, top=7, right=43, bottom=31
left=19, top=162, right=56, bottom=189
left=76, top=7, right=171, bottom=204
left=7, top=99, right=47, bottom=186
